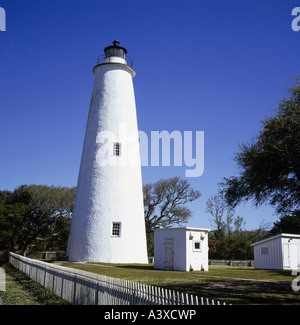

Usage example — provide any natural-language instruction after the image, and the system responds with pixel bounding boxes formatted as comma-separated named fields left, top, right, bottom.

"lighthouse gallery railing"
left=96, top=54, right=134, bottom=67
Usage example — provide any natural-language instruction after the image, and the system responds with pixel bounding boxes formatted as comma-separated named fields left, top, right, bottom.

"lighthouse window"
left=105, top=47, right=126, bottom=59
left=112, top=222, right=121, bottom=237
left=113, top=142, right=121, bottom=156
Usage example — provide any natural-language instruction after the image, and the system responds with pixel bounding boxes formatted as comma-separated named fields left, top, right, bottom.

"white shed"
left=251, top=233, right=300, bottom=270
left=154, top=227, right=210, bottom=272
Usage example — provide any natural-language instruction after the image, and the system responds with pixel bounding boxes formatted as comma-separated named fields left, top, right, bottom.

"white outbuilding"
left=154, top=227, right=210, bottom=272
left=251, top=233, right=300, bottom=270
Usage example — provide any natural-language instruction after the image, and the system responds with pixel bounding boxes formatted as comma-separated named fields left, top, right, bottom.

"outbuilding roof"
left=154, top=227, right=210, bottom=232
left=250, top=233, right=300, bottom=247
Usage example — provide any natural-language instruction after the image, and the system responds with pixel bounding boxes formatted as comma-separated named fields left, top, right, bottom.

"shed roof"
left=154, top=227, right=210, bottom=232
left=251, top=233, right=300, bottom=247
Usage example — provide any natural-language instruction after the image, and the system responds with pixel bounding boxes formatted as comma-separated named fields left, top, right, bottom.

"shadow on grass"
left=1, top=263, right=70, bottom=305
left=58, top=262, right=300, bottom=305
left=160, top=279, right=300, bottom=305
left=114, top=264, right=155, bottom=270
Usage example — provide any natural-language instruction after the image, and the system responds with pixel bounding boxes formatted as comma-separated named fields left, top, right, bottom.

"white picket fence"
left=8, top=252, right=229, bottom=305
left=93, top=276, right=227, bottom=305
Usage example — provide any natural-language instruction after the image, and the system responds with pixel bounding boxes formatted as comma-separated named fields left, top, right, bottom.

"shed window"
left=113, top=142, right=121, bottom=156
left=112, top=222, right=121, bottom=237
left=261, top=247, right=269, bottom=255
left=193, top=241, right=201, bottom=251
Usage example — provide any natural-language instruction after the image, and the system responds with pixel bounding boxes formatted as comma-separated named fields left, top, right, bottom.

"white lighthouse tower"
left=66, top=40, right=148, bottom=263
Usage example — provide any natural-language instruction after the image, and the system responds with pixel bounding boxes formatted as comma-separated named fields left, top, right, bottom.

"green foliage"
left=1, top=263, right=69, bottom=305
left=0, top=203, right=28, bottom=251
left=0, top=185, right=75, bottom=254
left=270, top=210, right=300, bottom=235
left=221, top=78, right=300, bottom=216
left=206, top=195, right=269, bottom=259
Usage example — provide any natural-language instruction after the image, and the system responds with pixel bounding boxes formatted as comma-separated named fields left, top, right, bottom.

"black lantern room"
left=104, top=40, right=127, bottom=60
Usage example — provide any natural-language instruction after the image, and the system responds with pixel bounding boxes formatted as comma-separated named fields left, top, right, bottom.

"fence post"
left=72, top=276, right=77, bottom=305
left=164, top=289, right=168, bottom=305
left=145, top=284, right=150, bottom=305
left=185, top=293, right=189, bottom=305
left=130, top=281, right=134, bottom=305
left=180, top=292, right=184, bottom=305
left=156, top=287, right=160, bottom=305
left=151, top=286, right=155, bottom=305
left=132, top=281, right=135, bottom=305
left=190, top=294, right=194, bottom=305
left=142, top=283, right=146, bottom=305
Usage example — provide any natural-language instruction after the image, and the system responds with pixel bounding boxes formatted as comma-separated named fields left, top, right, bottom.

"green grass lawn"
left=0, top=263, right=69, bottom=305
left=1, top=261, right=299, bottom=305
left=60, top=262, right=300, bottom=305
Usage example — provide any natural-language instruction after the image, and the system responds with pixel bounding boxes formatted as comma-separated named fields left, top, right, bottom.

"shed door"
left=283, top=243, right=299, bottom=269
left=290, top=244, right=299, bottom=269
left=164, top=238, right=174, bottom=270
left=283, top=244, right=290, bottom=268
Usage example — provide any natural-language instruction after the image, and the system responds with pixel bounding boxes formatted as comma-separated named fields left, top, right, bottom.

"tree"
left=206, top=195, right=235, bottom=235
left=0, top=202, right=27, bottom=251
left=205, top=194, right=271, bottom=259
left=205, top=195, right=247, bottom=259
left=221, top=78, right=300, bottom=216
left=143, top=177, right=201, bottom=255
left=0, top=185, right=75, bottom=255
left=270, top=210, right=300, bottom=235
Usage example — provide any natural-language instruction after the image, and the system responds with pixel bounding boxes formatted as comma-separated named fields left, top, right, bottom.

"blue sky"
left=0, top=0, right=300, bottom=231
